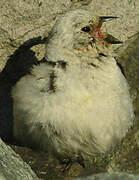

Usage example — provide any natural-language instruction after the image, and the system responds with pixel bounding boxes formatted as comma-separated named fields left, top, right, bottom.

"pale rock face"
left=12, top=9, right=134, bottom=160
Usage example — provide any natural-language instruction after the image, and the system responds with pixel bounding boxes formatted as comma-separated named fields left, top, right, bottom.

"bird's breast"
left=41, top=59, right=133, bottom=154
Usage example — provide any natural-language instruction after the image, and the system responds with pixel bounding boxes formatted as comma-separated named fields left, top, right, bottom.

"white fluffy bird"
left=12, top=9, right=134, bottom=161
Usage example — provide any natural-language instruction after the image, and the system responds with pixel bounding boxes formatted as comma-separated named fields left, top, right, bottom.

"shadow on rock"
left=0, top=36, right=46, bottom=143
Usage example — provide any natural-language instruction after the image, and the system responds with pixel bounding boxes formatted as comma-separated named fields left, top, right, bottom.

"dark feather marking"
left=89, top=63, right=99, bottom=68
left=45, top=60, right=67, bottom=70
left=49, top=71, right=56, bottom=93
left=39, top=60, right=67, bottom=93
left=99, top=53, right=107, bottom=57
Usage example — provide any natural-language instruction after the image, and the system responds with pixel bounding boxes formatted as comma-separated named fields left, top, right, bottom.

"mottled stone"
left=74, top=172, right=139, bottom=180
left=0, top=138, right=39, bottom=180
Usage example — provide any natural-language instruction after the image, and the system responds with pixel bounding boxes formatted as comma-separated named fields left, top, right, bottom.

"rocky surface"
left=0, top=138, right=39, bottom=180
left=0, top=0, right=139, bottom=179
left=74, top=172, right=139, bottom=180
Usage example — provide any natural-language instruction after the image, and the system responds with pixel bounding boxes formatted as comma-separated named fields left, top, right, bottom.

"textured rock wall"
left=0, top=138, right=39, bottom=180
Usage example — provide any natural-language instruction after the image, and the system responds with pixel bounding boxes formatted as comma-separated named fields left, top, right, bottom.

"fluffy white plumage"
left=12, top=9, right=134, bottom=160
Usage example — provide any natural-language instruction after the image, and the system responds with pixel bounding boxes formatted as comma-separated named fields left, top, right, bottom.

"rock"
left=0, top=138, right=39, bottom=180
left=134, top=130, right=139, bottom=147
left=74, top=172, right=139, bottom=180
left=116, top=33, right=139, bottom=105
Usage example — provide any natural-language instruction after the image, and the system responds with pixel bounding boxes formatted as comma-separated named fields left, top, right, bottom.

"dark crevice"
left=115, top=57, right=125, bottom=76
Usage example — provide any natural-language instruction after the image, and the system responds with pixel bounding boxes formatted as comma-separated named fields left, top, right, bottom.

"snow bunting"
left=12, top=9, right=134, bottom=161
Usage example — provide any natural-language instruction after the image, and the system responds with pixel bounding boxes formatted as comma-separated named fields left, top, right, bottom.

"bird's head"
left=46, top=9, right=122, bottom=62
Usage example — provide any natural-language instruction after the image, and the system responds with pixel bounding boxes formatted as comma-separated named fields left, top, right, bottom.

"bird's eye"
left=81, top=26, right=90, bottom=32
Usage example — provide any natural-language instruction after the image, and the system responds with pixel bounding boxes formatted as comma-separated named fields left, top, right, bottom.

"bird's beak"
left=93, top=16, right=122, bottom=44
left=99, top=16, right=118, bottom=22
